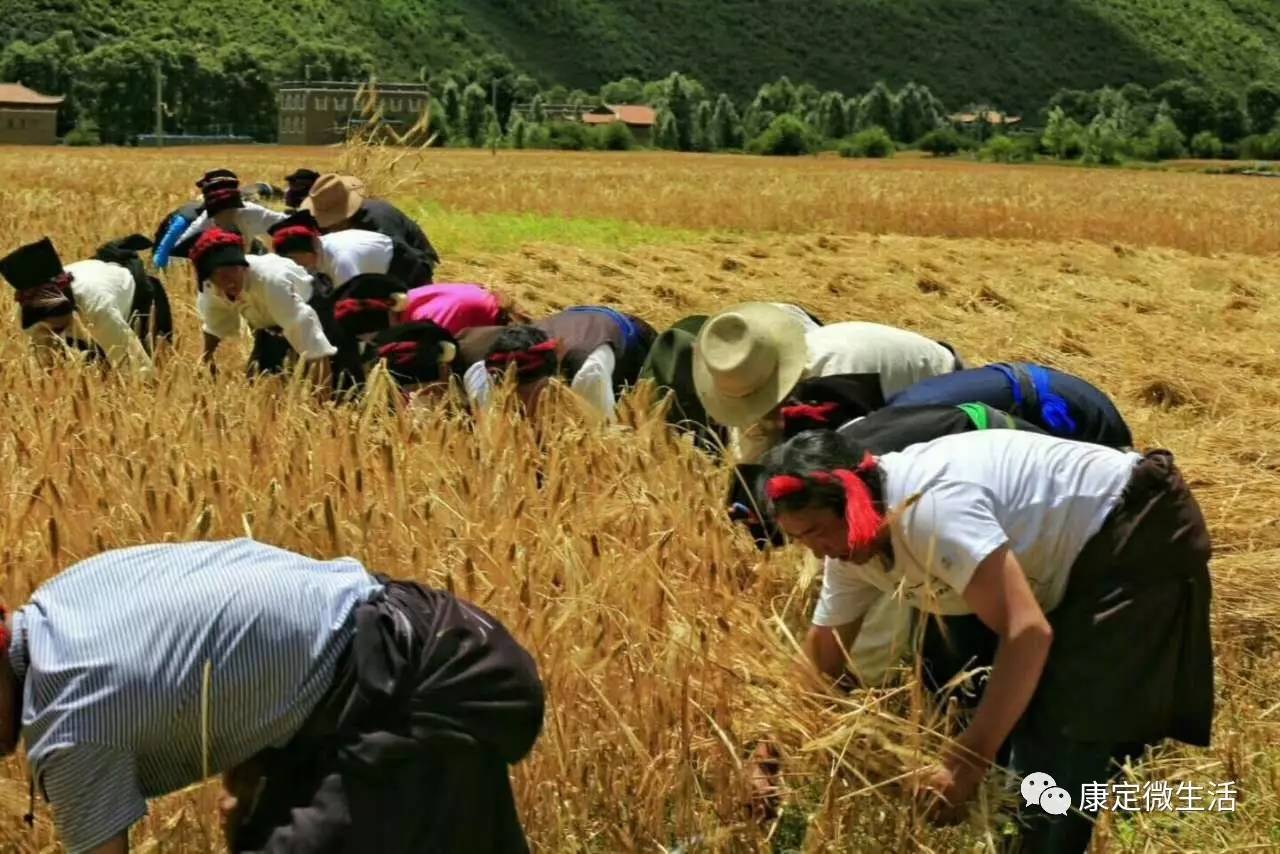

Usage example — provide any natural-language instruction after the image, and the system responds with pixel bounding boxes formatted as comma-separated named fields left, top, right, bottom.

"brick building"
left=277, top=81, right=430, bottom=145
left=0, top=82, right=63, bottom=145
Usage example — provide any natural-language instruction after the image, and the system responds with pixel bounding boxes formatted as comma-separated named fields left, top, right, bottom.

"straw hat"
left=302, top=174, right=366, bottom=229
left=693, top=302, right=808, bottom=427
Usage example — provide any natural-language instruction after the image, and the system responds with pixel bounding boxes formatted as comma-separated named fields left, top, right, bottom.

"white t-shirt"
left=62, top=260, right=155, bottom=376
left=812, top=431, right=1140, bottom=626
left=464, top=344, right=618, bottom=419
left=733, top=321, right=958, bottom=463
left=317, top=230, right=394, bottom=288
left=804, top=322, right=957, bottom=397
left=196, top=255, right=336, bottom=361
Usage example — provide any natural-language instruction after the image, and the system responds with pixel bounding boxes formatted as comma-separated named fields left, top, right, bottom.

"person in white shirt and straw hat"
left=692, top=303, right=964, bottom=465
left=301, top=174, right=441, bottom=279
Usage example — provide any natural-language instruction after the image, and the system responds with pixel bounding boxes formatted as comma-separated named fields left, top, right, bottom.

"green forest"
left=2, top=0, right=1280, bottom=149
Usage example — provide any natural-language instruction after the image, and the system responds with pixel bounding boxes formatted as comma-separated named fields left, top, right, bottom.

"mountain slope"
left=3, top=0, right=1279, bottom=109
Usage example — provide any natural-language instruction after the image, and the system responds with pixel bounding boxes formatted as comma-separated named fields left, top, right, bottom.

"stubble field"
left=0, top=145, right=1277, bottom=852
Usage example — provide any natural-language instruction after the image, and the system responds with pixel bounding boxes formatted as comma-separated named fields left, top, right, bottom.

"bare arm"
left=957, top=545, right=1054, bottom=762
left=202, top=331, right=221, bottom=364
left=804, top=619, right=863, bottom=683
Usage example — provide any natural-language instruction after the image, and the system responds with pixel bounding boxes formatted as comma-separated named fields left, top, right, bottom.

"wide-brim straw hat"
left=302, top=174, right=366, bottom=229
left=693, top=302, right=808, bottom=427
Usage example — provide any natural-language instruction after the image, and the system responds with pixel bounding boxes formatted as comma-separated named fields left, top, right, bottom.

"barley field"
left=0, top=146, right=1277, bottom=852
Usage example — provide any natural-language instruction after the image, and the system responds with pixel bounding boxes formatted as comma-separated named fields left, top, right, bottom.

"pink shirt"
left=399, top=283, right=502, bottom=336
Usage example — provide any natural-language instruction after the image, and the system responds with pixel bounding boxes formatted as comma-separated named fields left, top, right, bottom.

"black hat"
left=780, top=373, right=887, bottom=438
left=267, top=210, right=322, bottom=256
left=367, top=321, right=458, bottom=387
left=0, top=237, right=65, bottom=291
left=190, top=228, right=248, bottom=281
left=197, top=168, right=239, bottom=190
left=285, top=168, right=320, bottom=185
left=332, top=273, right=410, bottom=338
left=0, top=238, right=76, bottom=329
left=199, top=170, right=244, bottom=216
left=284, top=169, right=320, bottom=209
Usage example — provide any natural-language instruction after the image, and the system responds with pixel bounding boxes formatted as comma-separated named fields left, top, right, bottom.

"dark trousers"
left=1008, top=451, right=1213, bottom=852
left=247, top=276, right=365, bottom=394
left=230, top=582, right=545, bottom=853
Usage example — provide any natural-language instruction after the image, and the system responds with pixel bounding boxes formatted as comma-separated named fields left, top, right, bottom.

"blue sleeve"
left=153, top=215, right=191, bottom=270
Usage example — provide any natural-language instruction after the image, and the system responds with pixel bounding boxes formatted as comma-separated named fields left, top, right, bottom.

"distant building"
left=0, top=82, right=63, bottom=145
left=277, top=81, right=431, bottom=145
left=948, top=110, right=1023, bottom=128
left=581, top=104, right=658, bottom=144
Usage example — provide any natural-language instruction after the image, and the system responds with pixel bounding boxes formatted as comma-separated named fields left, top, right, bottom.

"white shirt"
left=812, top=431, right=1140, bottom=627
left=316, top=230, right=394, bottom=288
left=196, top=255, right=336, bottom=361
left=734, top=321, right=959, bottom=463
left=178, top=202, right=288, bottom=247
left=464, top=344, right=617, bottom=419
left=59, top=260, right=154, bottom=375
left=771, top=303, right=822, bottom=333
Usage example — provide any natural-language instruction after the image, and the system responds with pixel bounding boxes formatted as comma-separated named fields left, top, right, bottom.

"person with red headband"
left=171, top=169, right=289, bottom=257
left=692, top=303, right=965, bottom=464
left=328, top=273, right=516, bottom=349
left=759, top=429, right=1213, bottom=852
left=465, top=307, right=656, bottom=420
left=267, top=211, right=433, bottom=292
left=362, top=320, right=461, bottom=406
left=190, top=228, right=338, bottom=385
left=0, top=235, right=171, bottom=377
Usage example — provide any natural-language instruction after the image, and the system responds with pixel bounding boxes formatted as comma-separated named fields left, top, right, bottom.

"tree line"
left=5, top=32, right=1280, bottom=165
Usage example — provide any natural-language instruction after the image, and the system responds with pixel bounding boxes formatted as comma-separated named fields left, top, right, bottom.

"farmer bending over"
left=268, top=210, right=433, bottom=292
left=301, top=173, right=441, bottom=279
left=330, top=273, right=517, bottom=345
left=467, top=307, right=656, bottom=420
left=0, top=235, right=171, bottom=377
left=0, top=538, right=544, bottom=853
left=888, top=362, right=1133, bottom=448
left=363, top=320, right=462, bottom=408
left=191, top=228, right=338, bottom=387
left=692, top=303, right=965, bottom=463
left=167, top=170, right=288, bottom=262
left=760, top=428, right=1213, bottom=852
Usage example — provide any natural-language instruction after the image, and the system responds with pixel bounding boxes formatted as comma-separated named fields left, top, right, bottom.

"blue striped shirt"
left=7, top=539, right=383, bottom=853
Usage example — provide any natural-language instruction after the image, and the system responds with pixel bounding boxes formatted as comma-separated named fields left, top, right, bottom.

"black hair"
left=487, top=324, right=550, bottom=356
left=486, top=324, right=560, bottom=384
left=758, top=429, right=878, bottom=517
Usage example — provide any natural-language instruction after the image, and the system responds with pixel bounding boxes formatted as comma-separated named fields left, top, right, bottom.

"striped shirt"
left=8, top=539, right=383, bottom=853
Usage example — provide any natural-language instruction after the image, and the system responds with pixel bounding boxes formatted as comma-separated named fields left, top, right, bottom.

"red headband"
left=779, top=401, right=842, bottom=427
left=190, top=228, right=244, bottom=263
left=271, top=225, right=320, bottom=249
left=14, top=272, right=73, bottom=305
left=204, top=187, right=241, bottom=203
left=486, top=339, right=559, bottom=372
left=376, top=340, right=421, bottom=367
left=765, top=454, right=882, bottom=551
left=334, top=297, right=396, bottom=322
left=0, top=605, right=9, bottom=654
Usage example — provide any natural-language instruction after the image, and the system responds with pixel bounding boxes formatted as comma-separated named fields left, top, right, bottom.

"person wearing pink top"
left=401, top=283, right=509, bottom=336
left=330, top=274, right=518, bottom=345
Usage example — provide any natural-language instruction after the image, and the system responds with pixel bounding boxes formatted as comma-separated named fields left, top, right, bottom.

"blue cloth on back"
left=1026, top=364, right=1078, bottom=435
